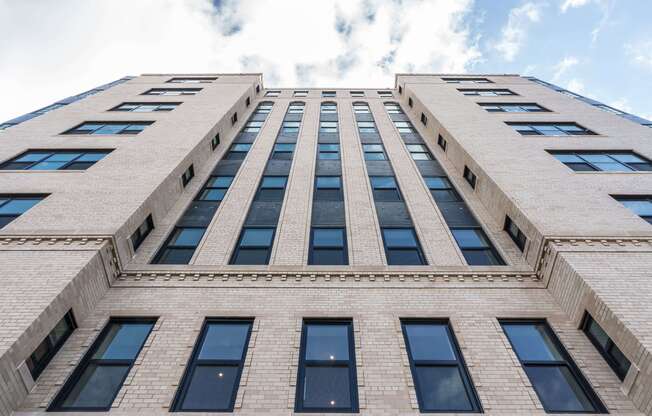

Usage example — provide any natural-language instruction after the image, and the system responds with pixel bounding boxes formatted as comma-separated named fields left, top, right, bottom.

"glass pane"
left=581, top=154, right=612, bottom=163
left=231, top=144, right=251, bottom=152
left=383, top=229, right=417, bottom=248
left=526, top=366, right=596, bottom=412
left=171, top=228, right=205, bottom=246
left=155, top=248, right=195, bottom=264
left=0, top=199, right=41, bottom=214
left=554, top=154, right=583, bottom=163
left=232, top=248, right=269, bottom=265
left=179, top=365, right=238, bottom=411
left=451, top=229, right=489, bottom=249
left=305, top=324, right=349, bottom=361
left=405, top=324, right=456, bottom=361
left=319, top=152, right=339, bottom=160
left=261, top=176, right=287, bottom=188
left=93, top=124, right=125, bottom=135
left=387, top=249, right=423, bottom=265
left=502, top=323, right=563, bottom=361
left=425, top=177, right=450, bottom=189
left=411, top=153, right=431, bottom=160
left=364, top=152, right=386, bottom=160
left=61, top=364, right=129, bottom=408
left=621, top=200, right=652, bottom=216
left=198, top=323, right=250, bottom=360
left=49, top=316, right=74, bottom=345
left=30, top=161, right=67, bottom=170
left=208, top=176, right=234, bottom=188
left=558, top=124, right=584, bottom=132
left=93, top=323, right=153, bottom=360
left=371, top=177, right=397, bottom=189
left=15, top=152, right=51, bottom=162
left=594, top=162, right=631, bottom=172
left=406, top=145, right=427, bottom=152
left=363, top=144, right=384, bottom=152
left=75, top=123, right=103, bottom=132
left=319, top=144, right=339, bottom=151
left=611, top=153, right=644, bottom=163
left=199, top=189, right=226, bottom=201
left=313, top=229, right=344, bottom=247
left=76, top=152, right=108, bottom=162
left=240, top=228, right=274, bottom=247
left=274, top=143, right=295, bottom=152
left=310, top=249, right=347, bottom=265
left=462, top=249, right=503, bottom=265
left=316, top=177, right=341, bottom=189
left=302, top=366, right=351, bottom=409
left=415, top=366, right=473, bottom=411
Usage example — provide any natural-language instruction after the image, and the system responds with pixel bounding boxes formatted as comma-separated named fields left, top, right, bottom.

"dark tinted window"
left=0, top=195, right=45, bottom=229
left=130, top=215, right=154, bottom=251
left=230, top=228, right=275, bottom=265
left=26, top=311, right=76, bottom=380
left=582, top=314, right=631, bottom=381
left=63, top=122, right=153, bottom=135
left=309, top=228, right=348, bottom=265
left=552, top=151, right=652, bottom=172
left=615, top=196, right=652, bottom=224
left=0, top=150, right=111, bottom=171
left=504, top=216, right=526, bottom=251
left=382, top=228, right=426, bottom=265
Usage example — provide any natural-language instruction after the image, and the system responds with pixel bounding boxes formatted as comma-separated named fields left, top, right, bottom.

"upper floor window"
left=614, top=196, right=652, bottom=224
left=314, top=176, right=342, bottom=201
left=370, top=176, right=401, bottom=201
left=320, top=121, right=338, bottom=133
left=424, top=176, right=460, bottom=202
left=167, top=77, right=216, bottom=83
left=318, top=144, right=340, bottom=160
left=309, top=228, right=348, bottom=265
left=143, top=88, right=200, bottom=96
left=363, top=144, right=386, bottom=160
left=394, top=121, right=415, bottom=134
left=154, top=227, right=205, bottom=264
left=26, top=310, right=76, bottom=380
left=293, top=90, right=308, bottom=97
left=181, top=165, right=195, bottom=187
left=384, top=102, right=403, bottom=114
left=271, top=143, right=295, bottom=160
left=231, top=227, right=275, bottom=265
left=437, top=135, right=447, bottom=151
left=443, top=77, right=492, bottom=84
left=255, top=102, right=273, bottom=114
left=320, top=103, right=337, bottom=114
left=130, top=214, right=154, bottom=251
left=551, top=151, right=652, bottom=172
left=63, top=121, right=153, bottom=135
left=382, top=228, right=425, bottom=265
left=265, top=90, right=280, bottom=97
left=508, top=122, right=596, bottom=136
left=593, top=104, right=626, bottom=115
left=281, top=121, right=301, bottom=134
left=459, top=89, right=516, bottom=97
left=350, top=91, right=364, bottom=97
left=479, top=103, right=548, bottom=112
left=451, top=228, right=503, bottom=265
left=225, top=143, right=252, bottom=160
left=408, top=97, right=414, bottom=108
left=463, top=166, right=477, bottom=189
left=0, top=150, right=111, bottom=171
left=110, top=102, right=180, bottom=112
left=504, top=215, right=526, bottom=251
left=420, top=113, right=427, bottom=125
left=500, top=320, right=606, bottom=414
left=243, top=120, right=263, bottom=133
left=322, top=91, right=336, bottom=98
left=406, top=144, right=432, bottom=160
left=198, top=176, right=233, bottom=201
left=288, top=102, right=305, bottom=114
left=0, top=195, right=46, bottom=229
left=377, top=91, right=393, bottom=98
left=257, top=176, right=288, bottom=201
left=582, top=313, right=631, bottom=381
left=357, top=121, right=376, bottom=133
left=231, top=112, right=238, bottom=125
left=353, top=103, right=370, bottom=113
left=211, top=133, right=220, bottom=150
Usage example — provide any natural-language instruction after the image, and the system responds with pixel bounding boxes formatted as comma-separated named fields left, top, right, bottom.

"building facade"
left=0, top=73, right=651, bottom=415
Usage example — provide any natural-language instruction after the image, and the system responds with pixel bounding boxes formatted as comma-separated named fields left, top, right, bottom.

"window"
left=318, top=144, right=340, bottom=160
left=582, top=313, right=631, bottom=381
left=288, top=103, right=305, bottom=114
left=211, top=133, right=220, bottom=150
left=315, top=176, right=342, bottom=201
left=371, top=176, right=401, bottom=201
left=0, top=150, right=111, bottom=171
left=198, top=176, right=233, bottom=202
left=0, top=195, right=45, bottom=229
left=357, top=121, right=376, bottom=133
left=63, top=121, right=153, bottom=135
left=594, top=104, right=625, bottom=115
left=479, top=103, right=548, bottom=113
left=561, top=90, right=582, bottom=99
left=294, top=90, right=308, bottom=97
left=265, top=90, right=280, bottom=97
left=437, top=134, right=447, bottom=151
left=408, top=97, right=414, bottom=108
left=256, top=176, right=287, bottom=201
left=424, top=176, right=461, bottom=202
left=225, top=143, right=251, bottom=160
left=231, top=112, right=238, bottom=125
left=309, top=228, right=348, bottom=265
left=26, top=311, right=76, bottom=380
left=398, top=86, right=403, bottom=94
left=172, top=319, right=253, bottom=411
left=271, top=143, right=295, bottom=160
left=154, top=227, right=205, bottom=264
left=401, top=320, right=481, bottom=412
left=168, top=77, right=216, bottom=83
left=110, top=102, right=180, bottom=112
left=406, top=144, right=432, bottom=160
left=507, top=122, right=596, bottom=136
left=350, top=91, right=364, bottom=97
left=321, top=103, right=337, bottom=114
left=130, top=215, right=154, bottom=251
left=459, top=89, right=516, bottom=97
left=378, top=90, right=393, bottom=98
left=384, top=103, right=402, bottom=114
left=394, top=121, right=415, bottom=134
left=463, top=166, right=477, bottom=189
left=551, top=151, right=652, bottom=172
left=281, top=121, right=301, bottom=134
left=614, top=196, right=652, bottom=224
left=143, top=88, right=200, bottom=96
left=256, top=84, right=260, bottom=94
left=320, top=121, right=338, bottom=133
left=295, top=320, right=358, bottom=412
left=255, top=102, right=273, bottom=114
left=504, top=216, right=526, bottom=251
left=245, top=97, right=250, bottom=107
left=451, top=228, right=503, bottom=265
left=382, top=228, right=426, bottom=265
left=500, top=320, right=606, bottom=414
left=353, top=103, right=370, bottom=113
left=420, top=113, right=427, bottom=126
left=230, top=227, right=275, bottom=265
left=243, top=120, right=263, bottom=132
left=443, top=77, right=492, bottom=84
left=322, top=91, right=336, bottom=98
left=49, top=318, right=155, bottom=411
left=181, top=164, right=195, bottom=187
left=363, top=144, right=386, bottom=160
left=34, top=103, right=66, bottom=115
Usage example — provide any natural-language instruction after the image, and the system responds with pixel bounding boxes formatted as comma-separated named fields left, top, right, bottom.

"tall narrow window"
left=211, top=133, right=220, bottom=150
left=500, top=320, right=606, bottom=414
left=463, top=166, right=477, bottom=189
left=26, top=310, right=76, bottom=380
left=362, top=144, right=386, bottom=160
left=437, top=135, right=447, bottom=151
left=451, top=228, right=503, bottom=265
left=504, top=216, right=526, bottom=251
left=49, top=318, right=155, bottom=411
left=401, top=320, right=481, bottom=412
left=230, top=228, right=275, bottom=265
left=382, top=228, right=425, bottom=265
left=172, top=319, right=253, bottom=412
left=318, top=144, right=340, bottom=160
left=582, top=313, right=631, bottom=381
left=181, top=164, right=195, bottom=187
left=295, top=320, right=358, bottom=412
left=130, top=214, right=154, bottom=251
left=309, top=228, right=348, bottom=265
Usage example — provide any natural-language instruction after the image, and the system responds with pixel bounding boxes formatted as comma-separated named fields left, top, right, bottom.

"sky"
left=0, top=0, right=651, bottom=122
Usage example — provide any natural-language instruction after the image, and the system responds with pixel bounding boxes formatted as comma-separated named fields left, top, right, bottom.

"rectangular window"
left=320, top=121, right=338, bottom=133
left=309, top=228, right=348, bottom=265
left=265, top=90, right=280, bottom=97
left=288, top=103, right=305, bottom=114
left=63, top=121, right=153, bottom=135
left=197, top=176, right=233, bottom=202
left=230, top=227, right=275, bottom=265
left=378, top=91, right=393, bottom=98
left=614, top=196, right=652, bottom=224
left=451, top=228, right=503, bottom=265
left=353, top=103, right=370, bottom=113
left=167, top=77, right=216, bottom=83
left=370, top=176, right=401, bottom=201
left=154, top=227, right=205, bottom=264
left=318, top=144, right=340, bottom=160
left=443, top=77, right=492, bottom=84
left=382, top=228, right=426, bottom=265
left=582, top=313, right=631, bottom=381
left=357, top=121, right=376, bottom=133
left=49, top=318, right=155, bottom=411
left=130, top=214, right=154, bottom=251
left=424, top=176, right=461, bottom=202
left=459, top=89, right=516, bottom=97
left=26, top=310, right=76, bottom=380
left=294, top=90, right=308, bottom=97
left=463, top=166, right=477, bottom=189
left=408, top=97, right=414, bottom=108
left=420, top=113, right=428, bottom=126
left=398, top=85, right=403, bottom=94
left=256, top=85, right=260, bottom=94
left=507, top=122, right=596, bottom=136
left=281, top=121, right=301, bottom=134
left=500, top=320, right=606, bottom=414
left=245, top=97, right=250, bottom=107
left=322, top=91, right=336, bottom=97
left=350, top=91, right=364, bottom=97
left=315, top=176, right=343, bottom=201
left=255, top=103, right=273, bottom=114
left=401, top=320, right=481, bottom=412
left=384, top=103, right=402, bottom=114
left=551, top=151, right=652, bottom=172
left=231, top=112, right=238, bottom=125
left=211, top=133, right=220, bottom=151
left=271, top=143, right=295, bottom=160
left=295, top=320, right=358, bottom=412
left=143, top=88, right=200, bottom=96
left=256, top=176, right=288, bottom=201
left=504, top=216, right=526, bottom=251
left=0, top=195, right=45, bottom=229
left=437, top=134, right=447, bottom=151
left=594, top=104, right=626, bottom=115
left=406, top=144, right=432, bottom=161
left=0, top=149, right=111, bottom=171
left=181, top=164, right=195, bottom=187
left=479, top=103, right=548, bottom=113
left=225, top=143, right=251, bottom=160
left=243, top=120, right=263, bottom=132
left=110, top=102, right=180, bottom=112
left=172, top=319, right=253, bottom=411
left=321, top=104, right=337, bottom=114
left=394, top=121, right=415, bottom=134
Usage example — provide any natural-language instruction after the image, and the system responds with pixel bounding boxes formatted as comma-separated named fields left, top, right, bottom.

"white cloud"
left=0, top=0, right=479, bottom=121
left=494, top=2, right=544, bottom=62
left=560, top=0, right=592, bottom=13
left=551, top=56, right=579, bottom=82
left=625, top=41, right=652, bottom=70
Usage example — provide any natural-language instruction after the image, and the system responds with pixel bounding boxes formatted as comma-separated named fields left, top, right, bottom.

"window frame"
left=478, top=102, right=549, bottom=113
left=504, top=216, right=526, bottom=252
left=381, top=227, right=426, bottom=266
left=463, top=166, right=477, bottom=189
left=26, top=310, right=77, bottom=381
left=152, top=226, right=206, bottom=264
left=0, top=149, right=112, bottom=171
left=318, top=144, right=340, bottom=160
left=614, top=195, right=652, bottom=224
left=211, top=133, right=220, bottom=151
left=507, top=122, right=596, bottom=136
left=451, top=227, right=505, bottom=266
left=458, top=88, right=517, bottom=97
left=550, top=150, right=652, bottom=172
left=581, top=313, right=631, bottom=382
left=130, top=214, right=154, bottom=251
left=230, top=227, right=276, bottom=265
left=308, top=227, right=349, bottom=265
left=109, top=102, right=181, bottom=112
left=437, top=135, right=447, bottom=151
left=181, top=164, right=195, bottom=187
left=321, top=91, right=336, bottom=98
left=443, top=77, right=492, bottom=84
left=62, top=121, right=154, bottom=135
left=265, top=90, right=280, bottom=97
left=167, top=77, right=217, bottom=84
left=0, top=194, right=46, bottom=229
left=142, top=88, right=201, bottom=96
